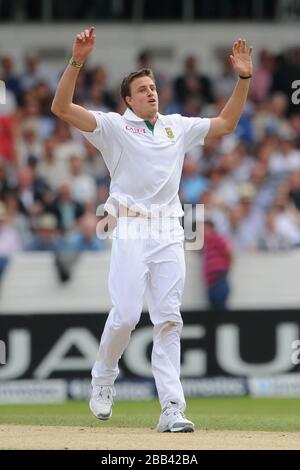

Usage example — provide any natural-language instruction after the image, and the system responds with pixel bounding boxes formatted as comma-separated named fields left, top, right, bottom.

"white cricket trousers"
left=92, top=216, right=186, bottom=411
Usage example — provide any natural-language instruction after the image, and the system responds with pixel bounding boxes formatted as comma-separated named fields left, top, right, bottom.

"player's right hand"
left=72, top=26, right=96, bottom=64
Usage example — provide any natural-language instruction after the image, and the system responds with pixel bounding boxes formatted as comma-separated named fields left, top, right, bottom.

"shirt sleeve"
left=181, top=116, right=211, bottom=153
left=80, top=111, right=122, bottom=176
left=80, top=111, right=113, bottom=154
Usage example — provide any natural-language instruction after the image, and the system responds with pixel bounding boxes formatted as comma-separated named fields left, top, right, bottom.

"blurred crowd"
left=1, top=47, right=300, bottom=278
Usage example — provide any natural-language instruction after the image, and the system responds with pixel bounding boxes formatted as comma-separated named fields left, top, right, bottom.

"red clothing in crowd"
left=0, top=115, right=15, bottom=161
left=203, top=230, right=231, bottom=287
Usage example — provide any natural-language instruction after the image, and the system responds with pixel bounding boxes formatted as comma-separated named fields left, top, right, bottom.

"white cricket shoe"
left=89, top=385, right=115, bottom=421
left=156, top=402, right=195, bottom=433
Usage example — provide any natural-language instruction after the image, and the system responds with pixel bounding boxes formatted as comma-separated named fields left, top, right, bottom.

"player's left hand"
left=230, top=39, right=253, bottom=78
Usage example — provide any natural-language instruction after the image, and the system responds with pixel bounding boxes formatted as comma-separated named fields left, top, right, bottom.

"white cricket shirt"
left=81, top=108, right=210, bottom=217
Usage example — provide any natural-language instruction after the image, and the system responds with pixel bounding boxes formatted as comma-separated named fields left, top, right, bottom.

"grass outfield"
left=0, top=398, right=300, bottom=432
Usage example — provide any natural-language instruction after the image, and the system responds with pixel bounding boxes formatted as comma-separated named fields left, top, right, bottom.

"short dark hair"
left=120, top=68, right=155, bottom=107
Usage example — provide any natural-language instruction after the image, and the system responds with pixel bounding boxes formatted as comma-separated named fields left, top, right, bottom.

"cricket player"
left=52, top=27, right=253, bottom=432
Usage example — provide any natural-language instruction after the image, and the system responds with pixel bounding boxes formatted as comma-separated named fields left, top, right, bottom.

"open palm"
left=230, top=39, right=253, bottom=78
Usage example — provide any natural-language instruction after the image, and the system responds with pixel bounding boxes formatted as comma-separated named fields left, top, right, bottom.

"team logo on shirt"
left=165, top=127, right=175, bottom=139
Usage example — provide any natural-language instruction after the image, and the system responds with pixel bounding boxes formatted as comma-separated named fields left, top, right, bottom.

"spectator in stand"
left=33, top=82, right=56, bottom=139
left=208, top=166, right=240, bottom=209
left=289, top=114, right=300, bottom=145
left=180, top=157, right=209, bottom=204
left=225, top=201, right=258, bottom=252
left=181, top=96, right=202, bottom=119
left=0, top=201, right=23, bottom=276
left=201, top=214, right=232, bottom=310
left=86, top=65, right=116, bottom=110
left=34, top=82, right=53, bottom=117
left=252, top=93, right=291, bottom=143
left=17, top=159, right=52, bottom=219
left=38, top=137, right=69, bottom=190
left=248, top=162, right=275, bottom=211
left=199, top=189, right=230, bottom=234
left=62, top=213, right=106, bottom=252
left=288, top=171, right=300, bottom=211
left=83, top=83, right=111, bottom=113
left=270, top=190, right=300, bottom=248
left=49, top=182, right=84, bottom=233
left=256, top=133, right=278, bottom=168
left=235, top=103, right=254, bottom=145
left=251, top=49, right=274, bottom=103
left=174, top=54, right=214, bottom=105
left=27, top=155, right=53, bottom=206
left=213, top=52, right=236, bottom=99
left=26, top=213, right=61, bottom=251
left=268, top=128, right=300, bottom=179
left=88, top=65, right=108, bottom=88
left=5, top=190, right=32, bottom=246
left=15, top=91, right=42, bottom=140
left=198, top=137, right=222, bottom=176
left=219, top=140, right=254, bottom=184
left=16, top=121, right=44, bottom=167
left=83, top=139, right=109, bottom=186
left=68, top=155, right=97, bottom=205
left=19, top=55, right=49, bottom=93
left=157, top=82, right=182, bottom=115
left=0, top=55, right=21, bottom=98
left=17, top=166, right=41, bottom=217
left=52, top=120, right=87, bottom=161
left=56, top=213, right=106, bottom=282
left=258, top=207, right=292, bottom=251
left=0, top=161, right=16, bottom=201
left=238, top=182, right=264, bottom=245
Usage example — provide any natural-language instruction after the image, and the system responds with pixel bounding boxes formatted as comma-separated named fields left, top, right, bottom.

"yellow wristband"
left=69, top=57, right=83, bottom=69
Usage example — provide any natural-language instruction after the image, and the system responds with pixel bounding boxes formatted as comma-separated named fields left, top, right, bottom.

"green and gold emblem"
left=165, top=127, right=175, bottom=139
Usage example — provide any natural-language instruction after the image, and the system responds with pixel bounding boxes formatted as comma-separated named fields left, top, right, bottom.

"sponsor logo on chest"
left=125, top=125, right=147, bottom=135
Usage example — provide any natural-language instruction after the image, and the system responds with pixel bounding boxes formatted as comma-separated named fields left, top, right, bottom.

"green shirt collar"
left=144, top=120, right=155, bottom=133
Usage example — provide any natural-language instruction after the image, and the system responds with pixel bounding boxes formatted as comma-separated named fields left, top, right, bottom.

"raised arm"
left=207, top=39, right=253, bottom=138
left=51, top=27, right=97, bottom=132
